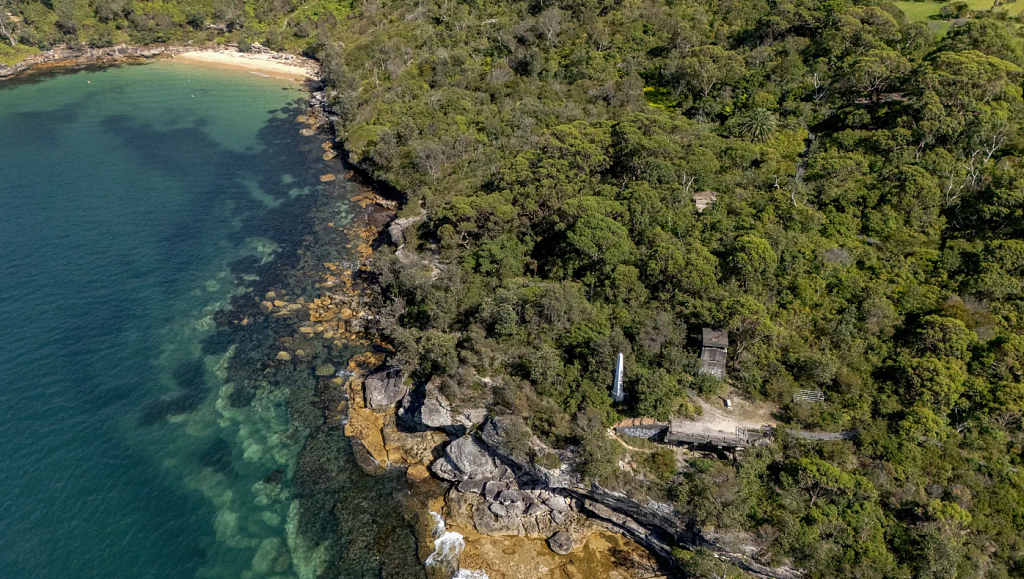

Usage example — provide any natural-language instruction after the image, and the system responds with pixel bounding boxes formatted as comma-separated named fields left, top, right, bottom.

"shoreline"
left=169, top=49, right=318, bottom=82
left=2, top=51, right=674, bottom=577
left=0, top=44, right=319, bottom=84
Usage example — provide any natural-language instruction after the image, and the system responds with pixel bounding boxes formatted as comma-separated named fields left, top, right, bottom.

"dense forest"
left=5, top=0, right=1024, bottom=577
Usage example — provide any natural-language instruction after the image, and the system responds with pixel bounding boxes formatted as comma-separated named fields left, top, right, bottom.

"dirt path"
left=690, top=388, right=776, bottom=434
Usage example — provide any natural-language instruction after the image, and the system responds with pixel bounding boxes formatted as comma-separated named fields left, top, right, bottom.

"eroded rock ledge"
left=0, top=44, right=182, bottom=79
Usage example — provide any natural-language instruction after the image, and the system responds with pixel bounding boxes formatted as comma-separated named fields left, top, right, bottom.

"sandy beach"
left=171, top=49, right=318, bottom=82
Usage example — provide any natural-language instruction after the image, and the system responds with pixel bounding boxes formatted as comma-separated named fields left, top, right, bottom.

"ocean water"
left=0, top=62, right=423, bottom=579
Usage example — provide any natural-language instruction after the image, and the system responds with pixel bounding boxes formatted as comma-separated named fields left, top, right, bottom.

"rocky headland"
left=0, top=44, right=180, bottom=79
left=297, top=89, right=804, bottom=579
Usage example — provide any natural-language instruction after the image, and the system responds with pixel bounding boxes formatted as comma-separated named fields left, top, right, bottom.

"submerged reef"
left=197, top=124, right=426, bottom=578
left=121, top=97, right=431, bottom=579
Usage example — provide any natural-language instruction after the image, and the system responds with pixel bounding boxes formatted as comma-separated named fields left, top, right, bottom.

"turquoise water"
left=0, top=62, right=423, bottom=579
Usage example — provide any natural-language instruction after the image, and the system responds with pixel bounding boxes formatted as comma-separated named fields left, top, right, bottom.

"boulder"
left=497, top=490, right=528, bottom=504
left=525, top=502, right=548, bottom=517
left=418, top=396, right=452, bottom=429
left=431, top=457, right=461, bottom=481
left=484, top=480, right=508, bottom=501
left=363, top=367, right=408, bottom=409
left=400, top=376, right=488, bottom=435
left=473, top=505, right=522, bottom=536
left=544, top=496, right=568, bottom=512
left=548, top=531, right=573, bottom=555
left=505, top=501, right=526, bottom=518
left=430, top=435, right=498, bottom=482
left=489, top=502, right=507, bottom=517
left=388, top=222, right=405, bottom=246
left=458, top=478, right=489, bottom=495
left=497, top=464, right=516, bottom=482
left=406, top=464, right=431, bottom=482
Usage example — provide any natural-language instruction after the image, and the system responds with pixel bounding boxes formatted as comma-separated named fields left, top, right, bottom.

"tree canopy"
left=5, top=0, right=1024, bottom=576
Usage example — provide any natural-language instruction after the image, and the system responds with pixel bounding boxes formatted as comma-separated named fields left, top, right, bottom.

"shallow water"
left=0, top=62, right=422, bottom=579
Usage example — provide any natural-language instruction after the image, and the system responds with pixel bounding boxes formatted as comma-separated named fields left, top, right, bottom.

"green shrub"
left=534, top=452, right=562, bottom=470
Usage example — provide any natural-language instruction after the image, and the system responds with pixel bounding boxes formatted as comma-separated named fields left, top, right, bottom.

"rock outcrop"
left=0, top=44, right=179, bottom=79
left=397, top=378, right=487, bottom=435
left=479, top=416, right=579, bottom=488
left=431, top=435, right=498, bottom=482
left=445, top=483, right=584, bottom=543
left=342, top=354, right=446, bottom=472
left=362, top=367, right=408, bottom=409
left=547, top=531, right=573, bottom=555
left=433, top=416, right=795, bottom=578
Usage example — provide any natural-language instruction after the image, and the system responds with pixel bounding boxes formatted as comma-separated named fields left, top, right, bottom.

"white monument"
left=612, top=352, right=625, bottom=402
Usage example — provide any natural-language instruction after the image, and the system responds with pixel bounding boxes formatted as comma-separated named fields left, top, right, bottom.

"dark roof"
left=702, top=328, right=729, bottom=349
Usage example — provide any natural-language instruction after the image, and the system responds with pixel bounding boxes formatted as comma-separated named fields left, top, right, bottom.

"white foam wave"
left=425, top=512, right=488, bottom=578
left=429, top=510, right=446, bottom=536
left=424, top=511, right=467, bottom=570
left=425, top=530, right=466, bottom=566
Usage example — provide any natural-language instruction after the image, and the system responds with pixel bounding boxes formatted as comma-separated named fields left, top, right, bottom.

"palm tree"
left=738, top=108, right=778, bottom=143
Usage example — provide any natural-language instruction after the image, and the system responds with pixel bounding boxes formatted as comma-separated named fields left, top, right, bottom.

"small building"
left=694, top=190, right=719, bottom=213
left=699, top=328, right=728, bottom=380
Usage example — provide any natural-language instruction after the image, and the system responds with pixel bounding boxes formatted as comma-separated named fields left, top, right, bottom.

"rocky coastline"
left=0, top=44, right=184, bottom=79
left=2, top=49, right=792, bottom=578
left=281, top=95, right=673, bottom=579
left=300, top=90, right=804, bottom=579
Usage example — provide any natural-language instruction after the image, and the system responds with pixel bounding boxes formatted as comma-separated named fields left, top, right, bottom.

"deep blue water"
left=0, top=62, right=328, bottom=579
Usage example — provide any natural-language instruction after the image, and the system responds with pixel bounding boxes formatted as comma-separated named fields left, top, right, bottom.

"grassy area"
left=1005, top=0, right=1024, bottom=15
left=0, top=44, right=40, bottom=67
left=895, top=0, right=1024, bottom=36
left=895, top=0, right=946, bottom=22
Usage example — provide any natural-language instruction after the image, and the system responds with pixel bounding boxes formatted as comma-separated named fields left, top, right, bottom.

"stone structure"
left=664, top=419, right=771, bottom=449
